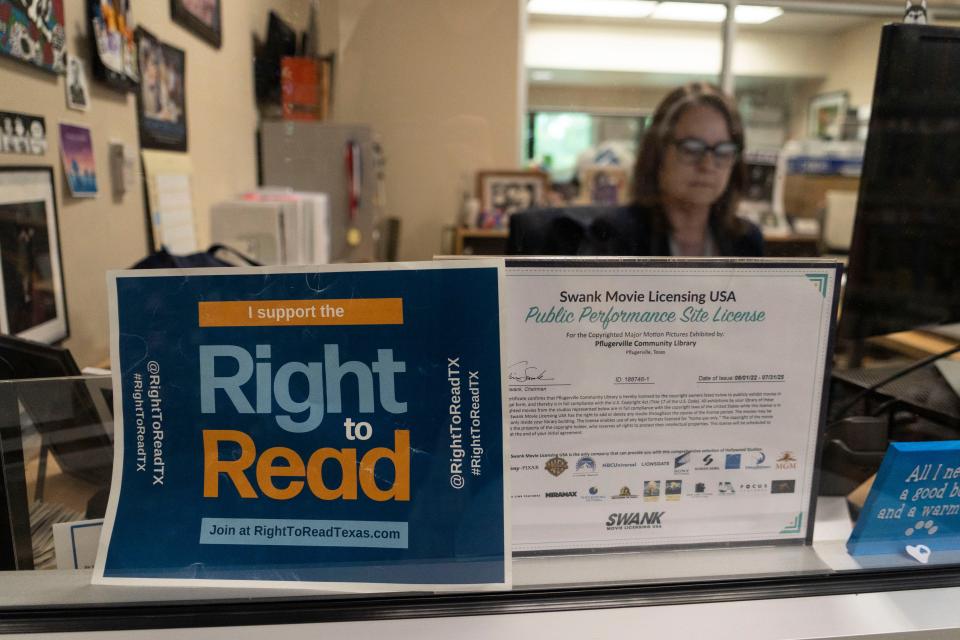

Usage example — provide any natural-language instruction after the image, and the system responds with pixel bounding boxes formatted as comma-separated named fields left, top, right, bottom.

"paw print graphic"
left=905, top=520, right=939, bottom=537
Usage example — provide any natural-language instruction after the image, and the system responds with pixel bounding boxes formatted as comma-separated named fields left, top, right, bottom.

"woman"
left=508, top=82, right=763, bottom=257
left=634, top=82, right=761, bottom=256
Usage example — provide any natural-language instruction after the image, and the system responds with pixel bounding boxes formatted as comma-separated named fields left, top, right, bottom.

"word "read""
left=203, top=429, right=410, bottom=501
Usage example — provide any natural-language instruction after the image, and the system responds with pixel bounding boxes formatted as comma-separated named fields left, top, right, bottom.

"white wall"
left=323, top=0, right=525, bottom=261
left=0, top=0, right=310, bottom=366
left=818, top=19, right=886, bottom=109
left=789, top=19, right=893, bottom=139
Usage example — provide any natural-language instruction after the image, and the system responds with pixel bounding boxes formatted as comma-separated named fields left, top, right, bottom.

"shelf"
left=454, top=228, right=509, bottom=255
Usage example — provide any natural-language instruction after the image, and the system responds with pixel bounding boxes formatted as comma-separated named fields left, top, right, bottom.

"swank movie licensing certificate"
left=93, top=262, right=510, bottom=591
left=505, top=258, right=840, bottom=553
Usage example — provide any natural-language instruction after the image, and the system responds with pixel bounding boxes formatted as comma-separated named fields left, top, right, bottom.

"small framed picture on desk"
left=809, top=91, right=849, bottom=141
left=577, top=165, right=628, bottom=205
left=475, top=170, right=548, bottom=229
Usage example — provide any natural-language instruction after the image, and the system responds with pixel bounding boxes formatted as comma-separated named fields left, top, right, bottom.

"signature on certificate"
left=507, top=361, right=556, bottom=383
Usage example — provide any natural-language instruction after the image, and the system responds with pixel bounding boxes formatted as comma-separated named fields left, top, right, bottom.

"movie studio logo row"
left=673, top=450, right=799, bottom=473
left=541, top=478, right=796, bottom=503
left=545, top=451, right=798, bottom=478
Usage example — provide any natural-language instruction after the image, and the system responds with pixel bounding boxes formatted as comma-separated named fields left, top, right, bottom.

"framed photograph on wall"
left=171, top=0, right=222, bottom=48
left=0, top=167, right=68, bottom=344
left=808, top=91, right=849, bottom=141
left=475, top=170, right=549, bottom=229
left=65, top=54, right=91, bottom=112
left=0, top=111, right=47, bottom=156
left=136, top=28, right=187, bottom=152
left=0, top=0, right=67, bottom=74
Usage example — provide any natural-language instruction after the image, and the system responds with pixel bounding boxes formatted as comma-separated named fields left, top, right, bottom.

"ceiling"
left=525, top=2, right=960, bottom=89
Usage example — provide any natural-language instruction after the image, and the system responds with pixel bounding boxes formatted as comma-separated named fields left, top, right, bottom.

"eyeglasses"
left=670, top=137, right=741, bottom=166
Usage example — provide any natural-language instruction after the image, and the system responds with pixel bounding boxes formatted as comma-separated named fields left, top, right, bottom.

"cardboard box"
left=783, top=174, right=859, bottom=220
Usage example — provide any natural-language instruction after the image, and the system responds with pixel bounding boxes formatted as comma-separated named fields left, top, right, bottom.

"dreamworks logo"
left=605, top=511, right=665, bottom=530
left=745, top=451, right=770, bottom=470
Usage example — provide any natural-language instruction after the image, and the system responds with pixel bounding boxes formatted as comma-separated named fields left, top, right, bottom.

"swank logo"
left=605, top=512, right=665, bottom=529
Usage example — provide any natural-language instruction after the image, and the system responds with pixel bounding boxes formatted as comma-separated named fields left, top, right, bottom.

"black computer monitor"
left=254, top=11, right=298, bottom=104
left=0, top=335, right=80, bottom=380
left=839, top=23, right=960, bottom=341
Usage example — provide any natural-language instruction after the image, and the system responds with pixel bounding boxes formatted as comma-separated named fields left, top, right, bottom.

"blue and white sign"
left=93, top=262, right=510, bottom=590
left=848, top=441, right=960, bottom=558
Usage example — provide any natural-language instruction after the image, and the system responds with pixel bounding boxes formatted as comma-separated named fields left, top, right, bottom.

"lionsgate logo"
left=673, top=451, right=691, bottom=474
left=605, top=511, right=665, bottom=530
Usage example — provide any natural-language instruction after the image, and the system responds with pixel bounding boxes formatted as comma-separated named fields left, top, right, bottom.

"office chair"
left=507, top=206, right=638, bottom=256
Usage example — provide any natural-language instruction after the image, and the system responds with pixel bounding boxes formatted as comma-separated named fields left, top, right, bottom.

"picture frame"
left=170, top=0, right=222, bottom=49
left=0, top=0, right=67, bottom=75
left=65, top=54, right=91, bottom=112
left=87, top=0, right=138, bottom=92
left=577, top=165, right=629, bottom=205
left=475, top=170, right=549, bottom=229
left=0, top=111, right=48, bottom=157
left=808, top=91, right=849, bottom=141
left=58, top=123, right=98, bottom=198
left=135, top=27, right=187, bottom=151
left=0, top=166, right=69, bottom=344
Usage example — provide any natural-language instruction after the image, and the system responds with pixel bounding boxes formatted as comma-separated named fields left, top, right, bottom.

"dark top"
left=506, top=205, right=764, bottom=257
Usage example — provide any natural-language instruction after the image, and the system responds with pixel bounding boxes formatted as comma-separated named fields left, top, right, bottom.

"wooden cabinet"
left=453, top=228, right=508, bottom=255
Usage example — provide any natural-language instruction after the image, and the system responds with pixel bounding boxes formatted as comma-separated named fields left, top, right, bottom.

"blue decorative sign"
left=787, top=155, right=862, bottom=177
left=93, top=263, right=509, bottom=590
left=847, top=441, right=960, bottom=559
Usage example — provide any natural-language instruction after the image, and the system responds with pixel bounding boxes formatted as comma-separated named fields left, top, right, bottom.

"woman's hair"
left=632, top=82, right=747, bottom=232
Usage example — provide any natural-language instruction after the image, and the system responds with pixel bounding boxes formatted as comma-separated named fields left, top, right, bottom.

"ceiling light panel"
left=650, top=3, right=783, bottom=24
left=734, top=5, right=783, bottom=24
left=527, top=0, right=657, bottom=19
left=652, top=2, right=726, bottom=22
